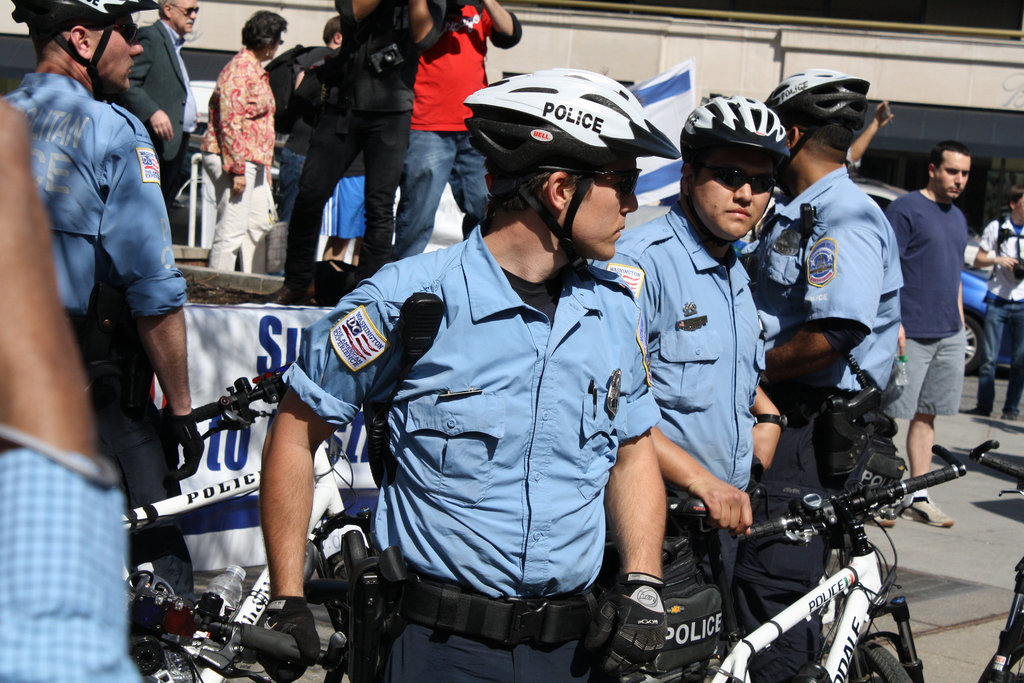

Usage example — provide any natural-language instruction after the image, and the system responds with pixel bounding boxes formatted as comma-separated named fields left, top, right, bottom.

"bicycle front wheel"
left=853, top=643, right=913, bottom=683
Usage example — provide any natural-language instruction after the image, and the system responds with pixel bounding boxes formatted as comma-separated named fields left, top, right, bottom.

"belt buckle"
left=507, top=598, right=545, bottom=644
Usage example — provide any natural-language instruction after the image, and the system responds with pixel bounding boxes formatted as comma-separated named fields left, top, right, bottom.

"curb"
left=179, top=264, right=283, bottom=295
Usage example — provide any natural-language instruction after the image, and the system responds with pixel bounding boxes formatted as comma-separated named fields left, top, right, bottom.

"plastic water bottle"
left=894, top=354, right=908, bottom=389
left=204, top=565, right=245, bottom=615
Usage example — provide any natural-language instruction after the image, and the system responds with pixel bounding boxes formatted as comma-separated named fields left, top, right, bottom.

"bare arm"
left=959, top=280, right=965, bottom=327
left=650, top=427, right=751, bottom=534
left=0, top=102, right=95, bottom=456
left=750, top=386, right=780, bottom=471
left=260, top=391, right=338, bottom=598
left=848, top=102, right=893, bottom=164
left=973, top=248, right=1016, bottom=270
left=351, top=0, right=385, bottom=22
left=408, top=0, right=437, bottom=44
left=481, top=0, right=515, bottom=35
left=606, top=431, right=665, bottom=578
left=764, top=323, right=842, bottom=383
left=136, top=309, right=192, bottom=415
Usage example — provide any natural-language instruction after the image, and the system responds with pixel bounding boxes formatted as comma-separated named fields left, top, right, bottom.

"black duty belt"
left=763, top=382, right=855, bottom=428
left=399, top=575, right=595, bottom=646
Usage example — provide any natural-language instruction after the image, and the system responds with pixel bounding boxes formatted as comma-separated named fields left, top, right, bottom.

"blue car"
left=855, top=176, right=1009, bottom=375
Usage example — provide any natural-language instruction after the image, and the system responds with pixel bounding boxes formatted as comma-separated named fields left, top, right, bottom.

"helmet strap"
left=517, top=176, right=594, bottom=279
left=684, top=193, right=735, bottom=248
left=53, top=25, right=114, bottom=100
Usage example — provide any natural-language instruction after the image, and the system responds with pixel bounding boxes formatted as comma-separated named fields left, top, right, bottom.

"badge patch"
left=136, top=148, right=161, bottom=184
left=807, top=237, right=837, bottom=287
left=607, top=263, right=645, bottom=298
left=330, top=306, right=389, bottom=371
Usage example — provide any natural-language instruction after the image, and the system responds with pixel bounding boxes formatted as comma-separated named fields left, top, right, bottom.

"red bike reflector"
left=162, top=602, right=197, bottom=637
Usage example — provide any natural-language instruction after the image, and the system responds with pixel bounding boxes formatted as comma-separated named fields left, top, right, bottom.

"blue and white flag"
left=630, top=59, right=696, bottom=207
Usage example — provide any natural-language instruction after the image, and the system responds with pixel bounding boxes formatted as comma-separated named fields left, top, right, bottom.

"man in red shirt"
left=393, top=0, right=521, bottom=259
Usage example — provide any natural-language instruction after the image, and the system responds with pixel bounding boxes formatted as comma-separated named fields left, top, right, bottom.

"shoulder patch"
left=606, top=263, right=645, bottom=298
left=807, top=237, right=837, bottom=287
left=136, top=148, right=161, bottom=184
left=329, top=306, right=390, bottom=371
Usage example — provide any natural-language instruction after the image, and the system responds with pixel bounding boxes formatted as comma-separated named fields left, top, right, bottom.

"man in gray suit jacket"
left=118, top=0, right=199, bottom=207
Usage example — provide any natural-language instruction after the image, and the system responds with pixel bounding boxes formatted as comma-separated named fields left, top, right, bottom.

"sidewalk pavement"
left=864, top=373, right=1024, bottom=681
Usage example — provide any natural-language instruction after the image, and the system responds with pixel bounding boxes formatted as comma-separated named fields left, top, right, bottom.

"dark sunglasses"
left=699, top=164, right=775, bottom=194
left=82, top=21, right=139, bottom=42
left=539, top=166, right=641, bottom=196
left=170, top=4, right=200, bottom=15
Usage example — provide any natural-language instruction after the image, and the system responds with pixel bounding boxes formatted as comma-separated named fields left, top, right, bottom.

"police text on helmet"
left=542, top=102, right=604, bottom=134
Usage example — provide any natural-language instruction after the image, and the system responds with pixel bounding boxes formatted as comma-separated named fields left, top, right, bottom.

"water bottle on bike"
left=204, top=565, right=246, bottom=616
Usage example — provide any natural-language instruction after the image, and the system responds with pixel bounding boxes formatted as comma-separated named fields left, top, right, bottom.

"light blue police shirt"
left=6, top=73, right=185, bottom=317
left=752, top=166, right=902, bottom=391
left=600, top=204, right=763, bottom=490
left=0, top=448, right=137, bottom=682
left=286, top=230, right=660, bottom=598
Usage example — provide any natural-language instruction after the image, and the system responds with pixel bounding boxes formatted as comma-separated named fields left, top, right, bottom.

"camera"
left=368, top=43, right=404, bottom=74
left=1013, top=259, right=1024, bottom=280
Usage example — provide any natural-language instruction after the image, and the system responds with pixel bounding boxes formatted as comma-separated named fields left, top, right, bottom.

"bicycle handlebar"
left=969, top=439, right=1024, bottom=482
left=744, top=442, right=973, bottom=542
left=206, top=621, right=302, bottom=662
left=191, top=369, right=288, bottom=432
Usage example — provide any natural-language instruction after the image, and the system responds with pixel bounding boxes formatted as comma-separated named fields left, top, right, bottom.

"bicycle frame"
left=127, top=443, right=359, bottom=682
left=712, top=549, right=882, bottom=683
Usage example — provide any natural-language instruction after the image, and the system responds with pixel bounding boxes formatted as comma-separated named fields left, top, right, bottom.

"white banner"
left=180, top=303, right=377, bottom=570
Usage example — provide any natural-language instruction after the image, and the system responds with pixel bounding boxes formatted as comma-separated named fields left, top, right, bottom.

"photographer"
left=265, top=0, right=445, bottom=305
left=967, top=184, right=1024, bottom=421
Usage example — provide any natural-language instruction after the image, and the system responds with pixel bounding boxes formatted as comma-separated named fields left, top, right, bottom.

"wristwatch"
left=753, top=413, right=787, bottom=430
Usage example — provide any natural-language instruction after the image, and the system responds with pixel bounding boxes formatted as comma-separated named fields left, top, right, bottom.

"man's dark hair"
left=322, top=15, right=341, bottom=45
left=929, top=140, right=971, bottom=167
left=1008, top=184, right=1024, bottom=206
left=242, top=11, right=286, bottom=50
left=777, top=112, right=851, bottom=164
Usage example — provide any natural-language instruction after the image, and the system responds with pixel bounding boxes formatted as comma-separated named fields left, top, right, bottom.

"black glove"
left=584, top=572, right=667, bottom=675
left=160, top=409, right=204, bottom=482
left=260, top=596, right=320, bottom=683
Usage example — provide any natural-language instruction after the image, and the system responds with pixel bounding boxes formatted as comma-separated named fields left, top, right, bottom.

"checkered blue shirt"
left=0, top=448, right=138, bottom=681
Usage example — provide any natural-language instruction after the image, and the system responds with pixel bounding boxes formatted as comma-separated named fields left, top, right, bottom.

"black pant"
left=160, top=138, right=192, bottom=208
left=284, top=108, right=411, bottom=292
left=732, top=418, right=829, bottom=683
left=92, top=375, right=194, bottom=599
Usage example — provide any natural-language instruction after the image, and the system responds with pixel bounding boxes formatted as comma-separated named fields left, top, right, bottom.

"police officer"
left=601, top=96, right=788, bottom=542
left=259, top=68, right=679, bottom=682
left=8, top=0, right=204, bottom=598
left=732, top=70, right=902, bottom=682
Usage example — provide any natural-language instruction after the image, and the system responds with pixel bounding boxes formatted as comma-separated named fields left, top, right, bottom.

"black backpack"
left=266, top=44, right=322, bottom=134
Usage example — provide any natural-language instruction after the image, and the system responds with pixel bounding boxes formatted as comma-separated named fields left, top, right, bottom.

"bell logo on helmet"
left=530, top=129, right=553, bottom=143
left=541, top=102, right=604, bottom=134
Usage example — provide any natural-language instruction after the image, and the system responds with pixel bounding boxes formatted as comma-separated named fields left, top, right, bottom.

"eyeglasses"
left=82, top=21, right=139, bottom=42
left=539, top=166, right=642, bottom=196
left=698, top=164, right=775, bottom=194
left=169, top=4, right=199, bottom=16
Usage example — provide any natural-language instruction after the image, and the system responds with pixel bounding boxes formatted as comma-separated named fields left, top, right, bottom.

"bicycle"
left=970, top=439, right=1024, bottom=683
left=626, top=441, right=994, bottom=683
left=125, top=369, right=367, bottom=682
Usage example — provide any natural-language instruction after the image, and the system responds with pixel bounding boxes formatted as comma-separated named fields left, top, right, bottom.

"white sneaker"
left=899, top=498, right=954, bottom=528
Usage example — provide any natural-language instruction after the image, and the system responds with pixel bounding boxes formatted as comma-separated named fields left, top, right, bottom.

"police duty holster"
left=813, top=354, right=904, bottom=482
left=341, top=529, right=407, bottom=683
left=72, top=282, right=154, bottom=418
